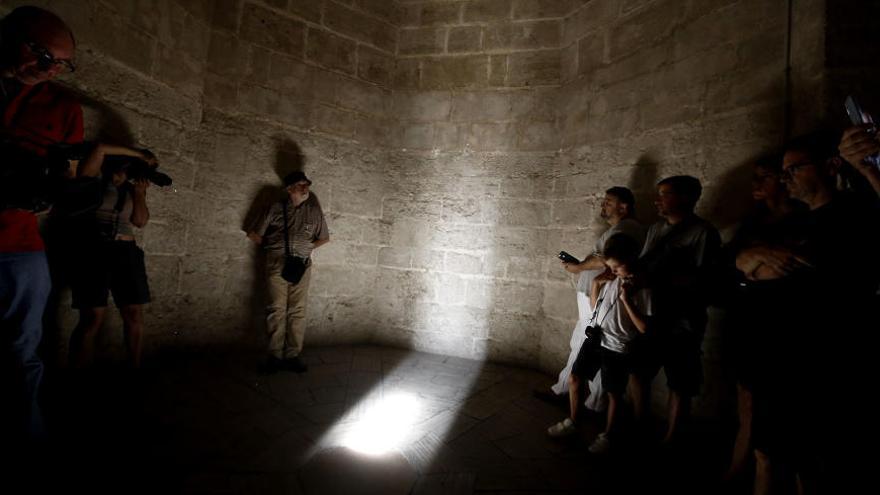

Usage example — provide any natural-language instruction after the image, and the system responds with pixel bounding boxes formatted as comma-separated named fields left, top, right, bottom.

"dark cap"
left=283, top=171, right=312, bottom=186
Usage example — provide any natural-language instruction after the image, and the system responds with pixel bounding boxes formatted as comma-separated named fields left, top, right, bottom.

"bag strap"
left=590, top=282, right=618, bottom=328
left=282, top=200, right=291, bottom=257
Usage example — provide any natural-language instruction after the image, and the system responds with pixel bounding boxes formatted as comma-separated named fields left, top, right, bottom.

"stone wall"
left=5, top=1, right=870, bottom=409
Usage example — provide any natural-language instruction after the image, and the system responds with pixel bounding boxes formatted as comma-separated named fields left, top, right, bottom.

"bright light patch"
left=341, top=392, right=421, bottom=456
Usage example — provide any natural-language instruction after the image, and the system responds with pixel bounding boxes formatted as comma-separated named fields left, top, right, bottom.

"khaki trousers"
left=266, top=252, right=312, bottom=359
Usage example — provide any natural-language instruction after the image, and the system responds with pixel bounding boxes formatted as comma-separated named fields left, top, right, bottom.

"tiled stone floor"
left=28, top=345, right=737, bottom=494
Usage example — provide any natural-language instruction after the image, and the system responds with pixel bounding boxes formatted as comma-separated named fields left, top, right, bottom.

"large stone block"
left=450, top=92, right=511, bottom=122
left=561, top=41, right=578, bottom=82
left=517, top=121, right=559, bottom=150
left=513, top=0, right=577, bottom=20
left=324, top=0, right=397, bottom=52
left=609, top=0, right=685, bottom=61
left=212, top=0, right=242, bottom=32
left=542, top=283, right=578, bottom=320
left=382, top=196, right=443, bottom=221
left=395, top=122, right=435, bottom=149
left=399, top=27, right=447, bottom=55
left=448, top=26, right=483, bottom=53
left=433, top=122, right=464, bottom=150
left=240, top=2, right=305, bottom=58
left=553, top=199, right=600, bottom=226
left=445, top=252, right=483, bottom=275
left=329, top=185, right=384, bottom=218
left=489, top=55, right=508, bottom=86
left=87, top=10, right=157, bottom=75
left=393, top=58, right=422, bottom=89
left=563, top=0, right=618, bottom=46
left=392, top=91, right=452, bottom=121
left=399, top=3, right=422, bottom=26
left=335, top=77, right=389, bottom=116
left=142, top=219, right=187, bottom=256
left=505, top=50, right=560, bottom=86
left=491, top=227, right=552, bottom=256
left=306, top=28, right=357, bottom=75
left=482, top=199, right=551, bottom=226
left=463, top=0, right=513, bottom=23
left=354, top=0, right=403, bottom=24
left=288, top=0, right=323, bottom=23
left=357, top=45, right=394, bottom=87
left=577, top=31, right=606, bottom=75
left=420, top=1, right=463, bottom=26
left=510, top=88, right=558, bottom=121
left=421, top=55, right=490, bottom=89
left=246, top=46, right=272, bottom=86
left=379, top=247, right=413, bottom=268
left=312, top=104, right=358, bottom=139
left=482, top=20, right=560, bottom=51
left=267, top=52, right=313, bottom=96
left=463, top=123, right=516, bottom=151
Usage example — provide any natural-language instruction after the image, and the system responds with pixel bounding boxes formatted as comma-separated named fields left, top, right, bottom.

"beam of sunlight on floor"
left=341, top=391, right=421, bottom=455
left=308, top=351, right=485, bottom=470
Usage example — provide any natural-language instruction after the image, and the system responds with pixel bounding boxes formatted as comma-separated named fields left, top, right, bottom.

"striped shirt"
left=256, top=193, right=328, bottom=257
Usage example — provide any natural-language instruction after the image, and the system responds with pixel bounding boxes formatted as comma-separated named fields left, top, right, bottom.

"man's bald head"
left=2, top=6, right=75, bottom=84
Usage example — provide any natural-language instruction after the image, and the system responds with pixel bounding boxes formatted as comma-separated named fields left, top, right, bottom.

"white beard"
left=293, top=191, right=309, bottom=205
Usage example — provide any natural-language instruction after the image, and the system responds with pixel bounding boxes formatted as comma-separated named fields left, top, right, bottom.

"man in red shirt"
left=0, top=6, right=82, bottom=444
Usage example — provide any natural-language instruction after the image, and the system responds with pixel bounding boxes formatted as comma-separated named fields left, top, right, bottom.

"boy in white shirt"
left=547, top=234, right=653, bottom=454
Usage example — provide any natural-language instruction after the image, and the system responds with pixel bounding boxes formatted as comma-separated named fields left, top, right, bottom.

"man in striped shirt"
left=248, top=171, right=329, bottom=373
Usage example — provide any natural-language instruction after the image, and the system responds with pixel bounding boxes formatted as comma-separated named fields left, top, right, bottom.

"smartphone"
left=844, top=95, right=880, bottom=168
left=558, top=251, right=580, bottom=264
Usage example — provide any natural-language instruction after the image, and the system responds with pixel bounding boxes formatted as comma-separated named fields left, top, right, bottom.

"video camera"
left=1, top=137, right=173, bottom=212
left=103, top=153, right=172, bottom=187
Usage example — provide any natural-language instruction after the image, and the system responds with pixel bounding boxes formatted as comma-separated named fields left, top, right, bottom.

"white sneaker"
left=547, top=418, right=576, bottom=437
left=589, top=432, right=611, bottom=454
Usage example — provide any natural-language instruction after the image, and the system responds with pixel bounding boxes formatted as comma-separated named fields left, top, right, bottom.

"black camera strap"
left=590, top=282, right=618, bottom=329
left=282, top=199, right=291, bottom=258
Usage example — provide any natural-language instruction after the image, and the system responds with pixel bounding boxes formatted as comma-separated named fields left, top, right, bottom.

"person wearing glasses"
left=0, top=6, right=81, bottom=447
left=736, top=132, right=879, bottom=494
left=720, top=153, right=806, bottom=483
left=247, top=171, right=330, bottom=374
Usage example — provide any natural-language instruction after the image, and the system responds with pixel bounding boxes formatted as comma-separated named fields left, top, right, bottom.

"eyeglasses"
left=25, top=41, right=76, bottom=73
left=781, top=160, right=813, bottom=179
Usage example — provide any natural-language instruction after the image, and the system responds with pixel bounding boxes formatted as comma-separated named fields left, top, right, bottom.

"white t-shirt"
left=593, top=217, right=646, bottom=256
left=593, top=277, right=653, bottom=353
left=576, top=218, right=646, bottom=294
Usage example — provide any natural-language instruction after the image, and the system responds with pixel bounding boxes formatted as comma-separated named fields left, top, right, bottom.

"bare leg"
left=629, top=374, right=646, bottom=422
left=725, top=383, right=753, bottom=480
left=754, top=449, right=772, bottom=495
left=605, top=393, right=619, bottom=435
left=568, top=373, right=584, bottom=421
left=664, top=390, right=690, bottom=443
left=69, top=307, right=106, bottom=369
left=120, top=305, right=144, bottom=369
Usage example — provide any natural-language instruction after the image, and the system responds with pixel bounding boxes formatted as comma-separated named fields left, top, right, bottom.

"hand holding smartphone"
left=844, top=96, right=880, bottom=169
left=557, top=251, right=580, bottom=264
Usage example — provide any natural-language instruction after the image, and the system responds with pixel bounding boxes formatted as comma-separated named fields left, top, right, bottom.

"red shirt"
left=1, top=80, right=84, bottom=252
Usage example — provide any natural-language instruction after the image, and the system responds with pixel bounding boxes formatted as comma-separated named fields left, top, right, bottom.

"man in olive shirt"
left=247, top=171, right=329, bottom=373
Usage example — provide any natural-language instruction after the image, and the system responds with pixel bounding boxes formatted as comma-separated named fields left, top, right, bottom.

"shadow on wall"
left=703, top=160, right=756, bottom=239
left=627, top=154, right=660, bottom=227
left=240, top=137, right=311, bottom=352
left=41, top=90, right=137, bottom=369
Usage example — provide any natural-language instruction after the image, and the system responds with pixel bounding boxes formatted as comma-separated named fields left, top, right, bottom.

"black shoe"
left=259, top=356, right=283, bottom=375
left=282, top=356, right=308, bottom=373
